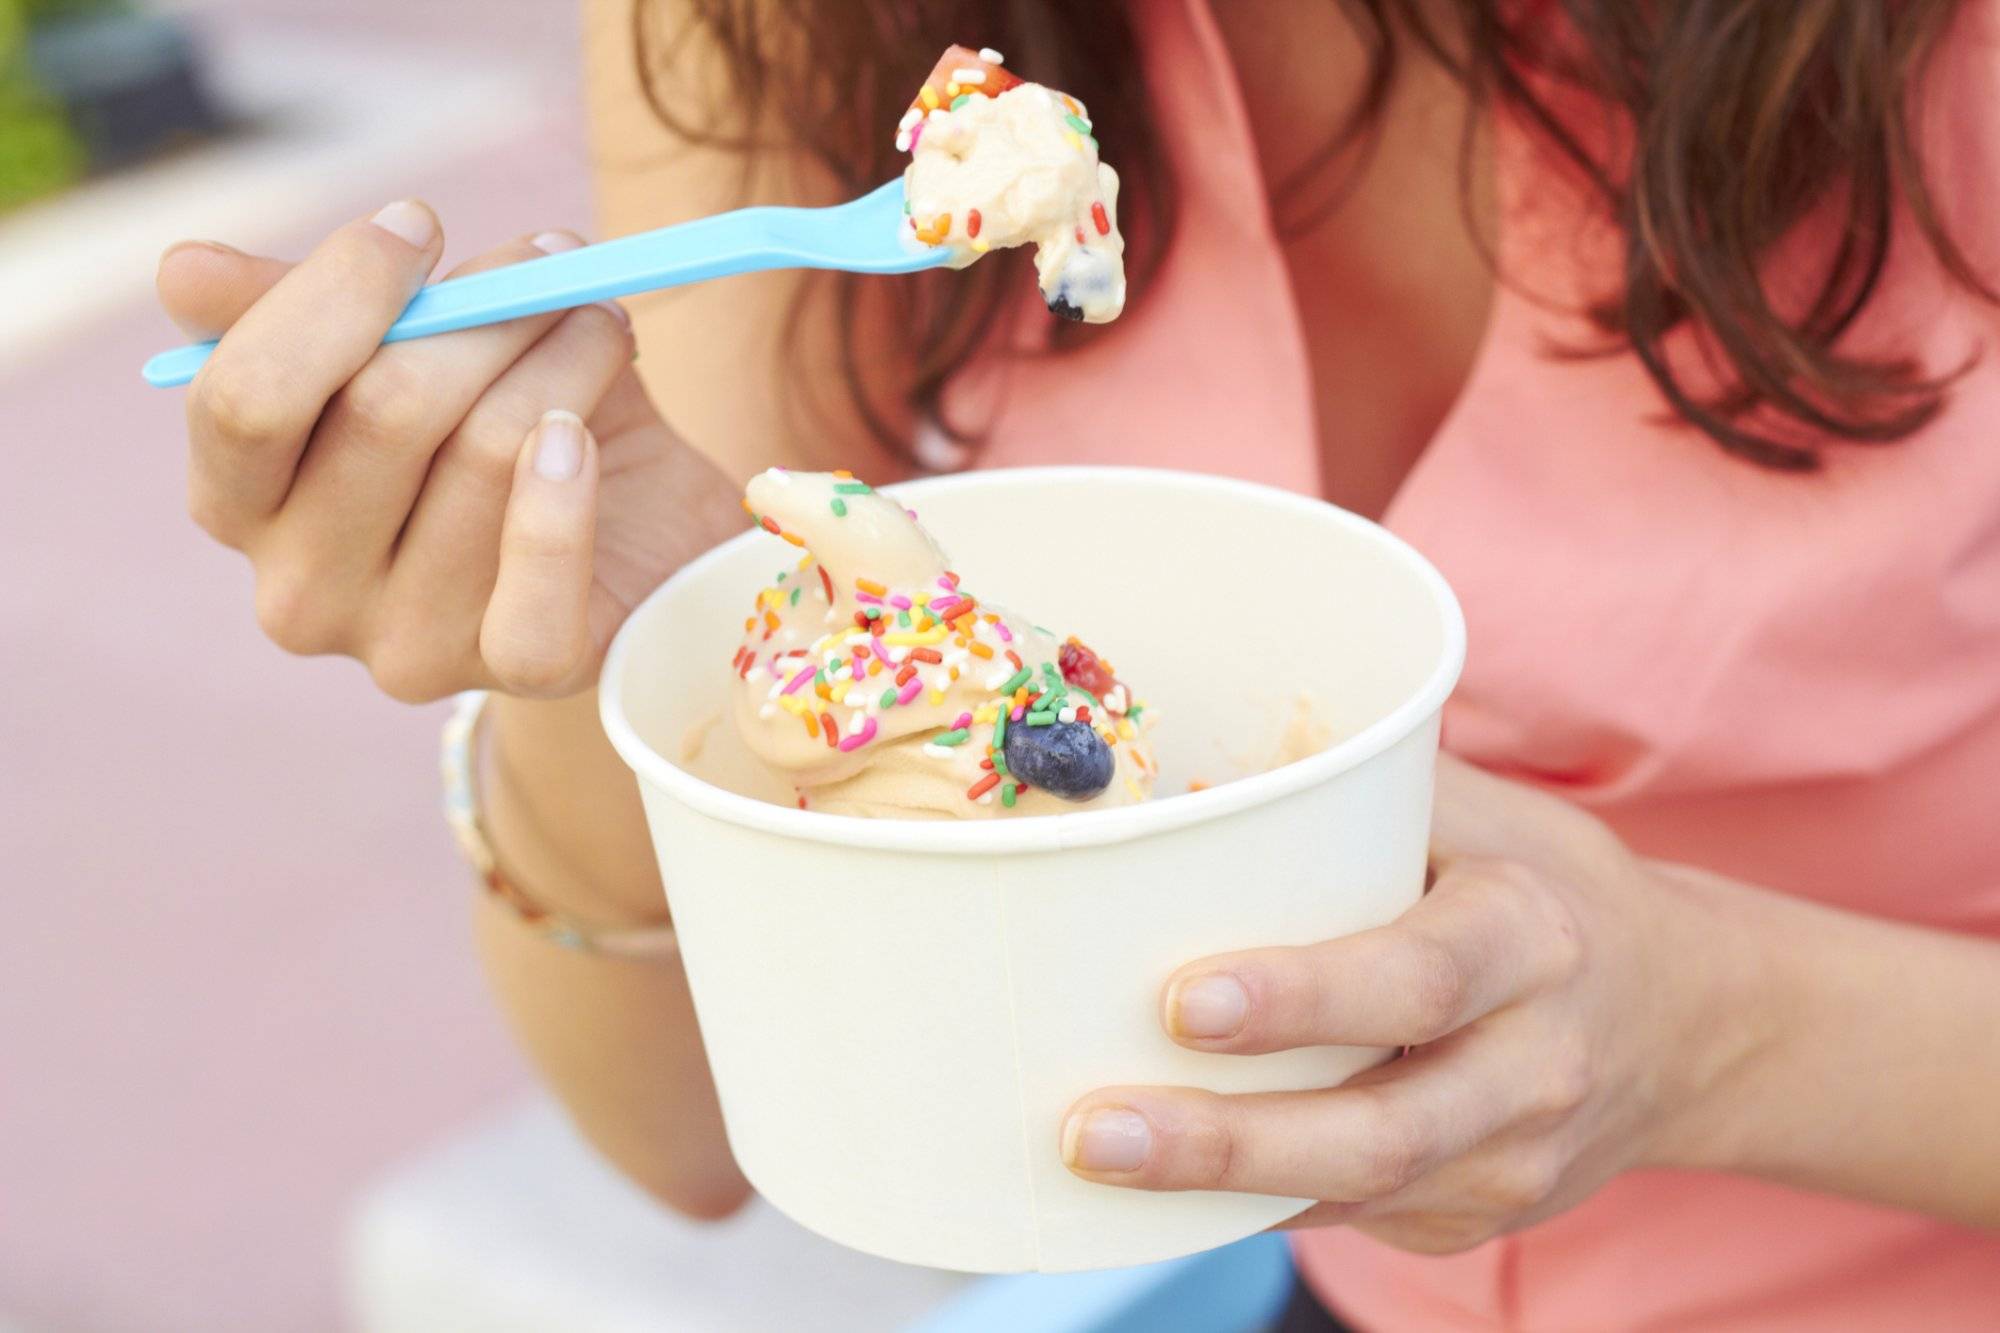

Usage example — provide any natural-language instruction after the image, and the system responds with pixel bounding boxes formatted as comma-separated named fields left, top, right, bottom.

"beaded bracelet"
left=442, top=691, right=679, bottom=960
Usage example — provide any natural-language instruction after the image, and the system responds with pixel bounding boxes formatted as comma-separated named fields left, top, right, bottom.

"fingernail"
left=163, top=239, right=240, bottom=261
left=595, top=299, right=631, bottom=329
left=1062, top=1108, right=1150, bottom=1172
left=533, top=410, right=585, bottom=481
left=532, top=230, right=584, bottom=254
left=370, top=200, right=436, bottom=249
left=1170, top=974, right=1249, bottom=1040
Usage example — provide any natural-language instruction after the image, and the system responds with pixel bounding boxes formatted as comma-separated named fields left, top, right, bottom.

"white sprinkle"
left=977, top=792, right=995, bottom=805
left=978, top=47, right=1004, bottom=64
left=952, top=67, right=987, bottom=84
left=757, top=703, right=777, bottom=720
left=927, top=107, right=949, bottom=123
left=1058, top=707, right=1077, bottom=724
left=922, top=744, right=954, bottom=760
left=898, top=107, right=923, bottom=130
left=984, top=671, right=1013, bottom=691
left=745, top=665, right=768, bottom=684
left=894, top=130, right=912, bottom=153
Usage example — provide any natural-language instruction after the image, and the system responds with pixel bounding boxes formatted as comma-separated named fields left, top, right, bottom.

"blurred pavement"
left=2, top=2, right=606, bottom=1328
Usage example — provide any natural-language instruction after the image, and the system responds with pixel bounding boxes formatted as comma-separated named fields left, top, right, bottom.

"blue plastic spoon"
left=141, top=179, right=945, bottom=388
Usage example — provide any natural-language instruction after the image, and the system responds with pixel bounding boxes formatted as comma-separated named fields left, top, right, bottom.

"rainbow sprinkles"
left=728, top=469, right=1155, bottom=817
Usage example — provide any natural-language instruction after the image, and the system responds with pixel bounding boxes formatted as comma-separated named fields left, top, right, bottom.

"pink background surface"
left=2, top=2, right=599, bottom=1327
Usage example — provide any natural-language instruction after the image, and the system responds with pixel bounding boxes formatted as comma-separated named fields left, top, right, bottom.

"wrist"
left=1637, top=862, right=1796, bottom=1174
left=482, top=690, right=670, bottom=928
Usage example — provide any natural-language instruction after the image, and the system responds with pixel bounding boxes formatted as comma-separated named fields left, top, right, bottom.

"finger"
left=479, top=411, right=599, bottom=697
left=377, top=300, right=633, bottom=678
left=1060, top=1033, right=1534, bottom=1201
left=185, top=200, right=442, bottom=543
left=156, top=241, right=294, bottom=338
left=1428, top=752, right=1618, bottom=871
left=271, top=231, right=600, bottom=589
left=1160, top=860, right=1580, bottom=1052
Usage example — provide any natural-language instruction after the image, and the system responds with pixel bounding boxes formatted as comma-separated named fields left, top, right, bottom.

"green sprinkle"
left=830, top=498, right=847, bottom=517
left=865, top=606, right=882, bottom=620
left=776, top=571, right=787, bottom=582
left=992, top=713, right=1007, bottom=750
left=932, top=728, right=970, bottom=747
left=789, top=586, right=801, bottom=605
left=991, top=750, right=1008, bottom=775
left=880, top=687, right=900, bottom=708
left=1064, top=112, right=1091, bottom=134
left=1068, top=686, right=1101, bottom=710
left=834, top=482, right=872, bottom=495
left=949, top=93, right=971, bottom=110
left=897, top=610, right=911, bottom=628
left=1001, top=782, right=1017, bottom=809
left=1127, top=704, right=1145, bottom=722
left=1026, top=710, right=1058, bottom=726
left=999, top=667, right=1033, bottom=694
left=1033, top=625, right=1053, bottom=635
left=1041, top=662, right=1061, bottom=685
left=814, top=668, right=826, bottom=684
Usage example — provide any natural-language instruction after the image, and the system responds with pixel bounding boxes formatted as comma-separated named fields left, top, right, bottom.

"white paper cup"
left=599, top=466, right=1464, bottom=1273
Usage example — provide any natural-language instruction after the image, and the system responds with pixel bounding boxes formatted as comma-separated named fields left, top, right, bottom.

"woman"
left=154, top=1, right=2000, bottom=1327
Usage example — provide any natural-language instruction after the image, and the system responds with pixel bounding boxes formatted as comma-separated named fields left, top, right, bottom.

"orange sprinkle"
left=1012, top=686, right=1030, bottom=709
left=979, top=758, right=994, bottom=770
left=763, top=610, right=780, bottom=632
left=760, top=516, right=781, bottom=535
left=895, top=663, right=917, bottom=686
left=911, top=648, right=943, bottom=663
left=833, top=468, right=853, bottom=479
left=1091, top=201, right=1110, bottom=236
left=815, top=682, right=832, bottom=701
left=856, top=578, right=887, bottom=596
left=869, top=660, right=882, bottom=676
left=967, top=208, right=982, bottom=238
left=1005, top=650, right=1023, bottom=669
left=967, top=642, right=994, bottom=659
left=803, top=711, right=821, bottom=739
left=821, top=712, right=839, bottom=746
left=781, top=532, right=805, bottom=547
left=967, top=773, right=1000, bottom=800
left=743, top=616, right=756, bottom=631
left=948, top=667, right=960, bottom=680
left=741, top=498, right=755, bottom=514
left=1188, top=779, right=1208, bottom=792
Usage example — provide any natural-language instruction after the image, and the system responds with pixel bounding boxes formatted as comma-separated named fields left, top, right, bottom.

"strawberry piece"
left=1058, top=637, right=1120, bottom=698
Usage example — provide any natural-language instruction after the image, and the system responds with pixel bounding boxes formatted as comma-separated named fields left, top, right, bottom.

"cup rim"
left=599, top=466, right=1465, bottom=855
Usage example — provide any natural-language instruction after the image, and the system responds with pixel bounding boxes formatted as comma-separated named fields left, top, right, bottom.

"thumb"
left=155, top=240, right=294, bottom=339
left=482, top=411, right=600, bottom=698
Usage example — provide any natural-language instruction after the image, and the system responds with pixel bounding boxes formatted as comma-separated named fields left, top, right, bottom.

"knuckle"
left=1493, top=1155, right=1563, bottom=1213
left=254, top=568, right=341, bottom=656
left=335, top=356, right=430, bottom=444
left=483, top=628, right=582, bottom=696
left=1349, top=1094, right=1432, bottom=1198
left=1403, top=935, right=1469, bottom=1040
left=367, top=650, right=455, bottom=705
left=1535, top=1036, right=1595, bottom=1120
left=194, top=363, right=290, bottom=447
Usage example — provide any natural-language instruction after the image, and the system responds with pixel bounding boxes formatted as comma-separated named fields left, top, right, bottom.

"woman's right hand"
left=157, top=198, right=744, bottom=703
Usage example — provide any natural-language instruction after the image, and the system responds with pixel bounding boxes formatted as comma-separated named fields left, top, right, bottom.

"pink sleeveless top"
left=967, top=1, right=2000, bottom=1327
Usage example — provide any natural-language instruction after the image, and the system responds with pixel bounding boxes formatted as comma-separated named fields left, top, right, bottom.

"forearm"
left=1659, top=865, right=2000, bottom=1229
left=474, top=691, right=751, bottom=1217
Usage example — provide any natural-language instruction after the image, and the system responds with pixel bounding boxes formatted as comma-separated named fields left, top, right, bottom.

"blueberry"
left=1046, top=293, right=1086, bottom=322
left=1003, top=720, right=1114, bottom=801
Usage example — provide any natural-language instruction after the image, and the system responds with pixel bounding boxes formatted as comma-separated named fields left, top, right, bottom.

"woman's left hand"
left=1061, top=754, right=1759, bottom=1254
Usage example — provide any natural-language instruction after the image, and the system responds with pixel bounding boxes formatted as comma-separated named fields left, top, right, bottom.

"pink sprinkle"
left=781, top=665, right=815, bottom=696
left=837, top=716, right=879, bottom=752
left=930, top=598, right=962, bottom=618
left=889, top=594, right=912, bottom=610
left=952, top=712, right=973, bottom=729
left=897, top=677, right=924, bottom=705
left=855, top=592, right=883, bottom=605
left=906, top=508, right=919, bottom=519
left=936, top=576, right=957, bottom=590
left=1010, top=706, right=1026, bottom=722
left=993, top=622, right=1014, bottom=643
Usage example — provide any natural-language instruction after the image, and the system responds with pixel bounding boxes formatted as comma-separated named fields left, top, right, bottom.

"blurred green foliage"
left=1, top=0, right=88, bottom=209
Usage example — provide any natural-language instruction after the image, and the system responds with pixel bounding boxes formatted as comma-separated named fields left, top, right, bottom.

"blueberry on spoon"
left=1003, top=720, right=1115, bottom=801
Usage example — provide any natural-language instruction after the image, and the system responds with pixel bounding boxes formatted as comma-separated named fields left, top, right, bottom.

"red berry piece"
left=1058, top=637, right=1119, bottom=697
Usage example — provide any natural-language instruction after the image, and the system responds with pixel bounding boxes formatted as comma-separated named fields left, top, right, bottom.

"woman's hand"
left=158, top=199, right=742, bottom=703
left=1060, top=755, right=1766, bottom=1254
